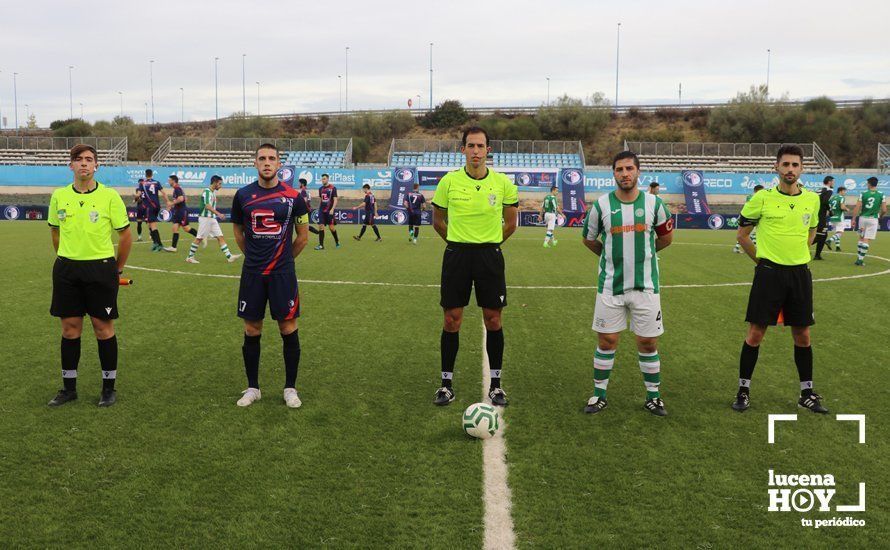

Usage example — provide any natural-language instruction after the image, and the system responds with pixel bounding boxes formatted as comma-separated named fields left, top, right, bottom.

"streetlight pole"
left=678, top=82, right=682, bottom=106
left=615, top=22, right=621, bottom=107
left=766, top=48, right=771, bottom=96
left=13, top=72, right=18, bottom=131
left=79, top=102, right=83, bottom=119
left=180, top=87, right=184, bottom=122
left=345, top=46, right=350, bottom=112
left=118, top=91, right=123, bottom=118
left=429, top=42, right=433, bottom=113
left=256, top=81, right=260, bottom=116
left=68, top=65, right=74, bottom=119
left=546, top=77, right=550, bottom=106
left=242, top=54, right=246, bottom=115
left=214, top=57, right=219, bottom=124
left=0, top=69, right=4, bottom=130
left=144, top=102, right=148, bottom=124
left=149, top=59, right=155, bottom=124
left=338, top=75, right=342, bottom=113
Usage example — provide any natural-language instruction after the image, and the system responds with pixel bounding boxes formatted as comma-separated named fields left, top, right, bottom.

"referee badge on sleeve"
left=57, top=209, right=67, bottom=221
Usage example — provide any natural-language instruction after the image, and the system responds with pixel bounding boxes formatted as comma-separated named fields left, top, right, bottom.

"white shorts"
left=830, top=219, right=846, bottom=234
left=543, top=212, right=557, bottom=231
left=859, top=217, right=878, bottom=240
left=197, top=217, right=223, bottom=239
left=593, top=290, right=664, bottom=337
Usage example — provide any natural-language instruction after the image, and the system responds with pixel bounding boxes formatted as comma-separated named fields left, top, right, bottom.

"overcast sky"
left=1, top=0, right=888, bottom=127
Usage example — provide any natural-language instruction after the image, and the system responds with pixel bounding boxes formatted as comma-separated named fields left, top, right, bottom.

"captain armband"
left=655, top=218, right=674, bottom=236
left=737, top=215, right=758, bottom=227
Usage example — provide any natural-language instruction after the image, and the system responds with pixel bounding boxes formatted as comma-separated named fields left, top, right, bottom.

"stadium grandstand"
left=879, top=143, right=889, bottom=172
left=0, top=137, right=127, bottom=165
left=151, top=137, right=353, bottom=167
left=626, top=141, right=832, bottom=172
left=389, top=139, right=584, bottom=168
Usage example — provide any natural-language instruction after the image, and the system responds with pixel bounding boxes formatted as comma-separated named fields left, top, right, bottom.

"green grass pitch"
left=0, top=221, right=886, bottom=547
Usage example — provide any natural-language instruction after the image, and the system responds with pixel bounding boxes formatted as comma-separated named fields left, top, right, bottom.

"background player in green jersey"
left=540, top=185, right=561, bottom=247
left=733, top=185, right=764, bottom=253
left=826, top=186, right=848, bottom=251
left=581, top=151, right=674, bottom=416
left=851, top=177, right=886, bottom=266
left=185, top=175, right=241, bottom=264
left=734, top=145, right=826, bottom=414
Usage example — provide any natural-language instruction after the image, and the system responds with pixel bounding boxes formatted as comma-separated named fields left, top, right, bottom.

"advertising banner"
left=681, top=170, right=712, bottom=214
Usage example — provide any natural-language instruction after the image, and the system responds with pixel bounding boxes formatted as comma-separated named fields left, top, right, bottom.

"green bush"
left=420, top=100, right=469, bottom=129
left=535, top=94, right=610, bottom=140
left=217, top=115, right=281, bottom=138
left=51, top=119, right=93, bottom=137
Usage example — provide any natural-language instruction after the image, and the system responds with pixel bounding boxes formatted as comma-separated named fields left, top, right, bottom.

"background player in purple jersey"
left=299, top=178, right=320, bottom=235
left=138, top=168, right=173, bottom=252
left=314, top=174, right=340, bottom=250
left=167, top=174, right=198, bottom=252
left=404, top=183, right=426, bottom=244
left=352, top=183, right=382, bottom=241
left=231, top=143, right=310, bottom=409
left=134, top=178, right=146, bottom=241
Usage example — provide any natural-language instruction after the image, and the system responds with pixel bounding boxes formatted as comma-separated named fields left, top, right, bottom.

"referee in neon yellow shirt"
left=431, top=127, right=519, bottom=407
left=733, top=144, right=827, bottom=414
left=47, top=144, right=132, bottom=407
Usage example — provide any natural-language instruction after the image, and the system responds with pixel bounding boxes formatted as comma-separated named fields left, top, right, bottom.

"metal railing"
left=878, top=143, right=890, bottom=172
left=152, top=137, right=353, bottom=164
left=389, top=139, right=583, bottom=164
left=254, top=98, right=887, bottom=121
left=624, top=141, right=832, bottom=170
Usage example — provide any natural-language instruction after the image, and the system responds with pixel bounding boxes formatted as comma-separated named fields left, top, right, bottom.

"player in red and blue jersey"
left=314, top=174, right=340, bottom=250
left=404, top=183, right=426, bottom=244
left=299, top=178, right=319, bottom=235
left=352, top=183, right=382, bottom=241
left=231, top=143, right=310, bottom=409
left=139, top=168, right=173, bottom=251
left=167, top=174, right=198, bottom=251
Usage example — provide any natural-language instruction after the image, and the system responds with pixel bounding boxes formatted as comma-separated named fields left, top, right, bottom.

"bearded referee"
left=732, top=144, right=827, bottom=414
left=431, top=127, right=519, bottom=407
left=47, top=144, right=132, bottom=407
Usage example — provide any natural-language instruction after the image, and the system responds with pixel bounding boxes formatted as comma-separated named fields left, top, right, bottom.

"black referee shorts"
left=440, top=242, right=506, bottom=309
left=745, top=259, right=814, bottom=327
left=50, top=257, right=120, bottom=319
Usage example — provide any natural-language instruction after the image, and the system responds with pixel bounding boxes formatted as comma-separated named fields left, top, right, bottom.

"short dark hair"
left=298, top=178, right=308, bottom=186
left=168, top=174, right=179, bottom=183
left=461, top=126, right=490, bottom=147
left=776, top=144, right=804, bottom=162
left=210, top=175, right=223, bottom=184
left=649, top=181, right=660, bottom=188
left=867, top=177, right=879, bottom=187
left=362, top=183, right=370, bottom=189
left=69, top=144, right=98, bottom=163
left=612, top=150, right=640, bottom=170
left=823, top=176, right=834, bottom=184
left=145, top=168, right=152, bottom=177
left=837, top=186, right=846, bottom=192
left=550, top=185, right=558, bottom=191
left=255, top=143, right=279, bottom=156
left=321, top=173, right=330, bottom=178
left=753, top=184, right=765, bottom=192
left=413, top=183, right=420, bottom=189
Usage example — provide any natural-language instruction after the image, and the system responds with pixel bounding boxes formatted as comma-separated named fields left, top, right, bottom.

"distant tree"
left=420, top=100, right=469, bottom=129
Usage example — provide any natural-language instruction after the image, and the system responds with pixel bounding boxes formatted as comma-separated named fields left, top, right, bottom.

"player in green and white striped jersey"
left=733, top=185, right=764, bottom=253
left=851, top=177, right=886, bottom=266
left=581, top=151, right=674, bottom=416
left=185, top=175, right=241, bottom=264
left=541, top=186, right=562, bottom=247
left=825, top=186, right=847, bottom=251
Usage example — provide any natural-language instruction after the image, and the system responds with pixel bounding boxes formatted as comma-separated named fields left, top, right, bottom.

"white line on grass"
left=481, top=325, right=516, bottom=550
left=127, top=251, right=890, bottom=290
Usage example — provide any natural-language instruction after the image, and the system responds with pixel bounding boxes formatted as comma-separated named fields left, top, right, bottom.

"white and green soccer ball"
left=463, top=403, right=501, bottom=439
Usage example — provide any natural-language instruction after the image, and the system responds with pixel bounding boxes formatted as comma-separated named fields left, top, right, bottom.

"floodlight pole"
left=118, top=91, right=123, bottom=118
left=242, top=54, right=246, bottom=115
left=615, top=22, right=621, bottom=107
left=0, top=69, right=4, bottom=129
left=13, top=72, right=19, bottom=131
left=149, top=60, right=155, bottom=124
left=338, top=75, right=342, bottom=113
left=429, top=42, right=433, bottom=113
left=256, top=81, right=260, bottom=116
left=79, top=102, right=83, bottom=119
left=766, top=49, right=771, bottom=97
left=345, top=46, right=350, bottom=112
left=68, top=65, right=74, bottom=119
left=546, top=77, right=550, bottom=106
left=214, top=57, right=220, bottom=124
left=180, top=87, right=184, bottom=122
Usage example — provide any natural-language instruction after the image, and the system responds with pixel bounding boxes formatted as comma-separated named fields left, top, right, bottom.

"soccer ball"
left=463, top=403, right=501, bottom=439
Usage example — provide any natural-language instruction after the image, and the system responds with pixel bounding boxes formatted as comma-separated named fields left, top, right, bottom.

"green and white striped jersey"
left=199, top=187, right=217, bottom=218
left=859, top=190, right=884, bottom=218
left=828, top=194, right=845, bottom=221
left=542, top=194, right=558, bottom=213
left=582, top=191, right=673, bottom=295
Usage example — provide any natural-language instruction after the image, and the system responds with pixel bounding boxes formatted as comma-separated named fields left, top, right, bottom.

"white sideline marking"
left=127, top=251, right=890, bottom=290
left=481, top=326, right=516, bottom=550
left=836, top=414, right=866, bottom=444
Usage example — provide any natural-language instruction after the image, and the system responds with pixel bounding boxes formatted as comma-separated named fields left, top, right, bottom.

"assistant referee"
left=47, top=144, right=132, bottom=407
left=431, top=127, right=519, bottom=407
left=732, top=144, right=827, bottom=414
